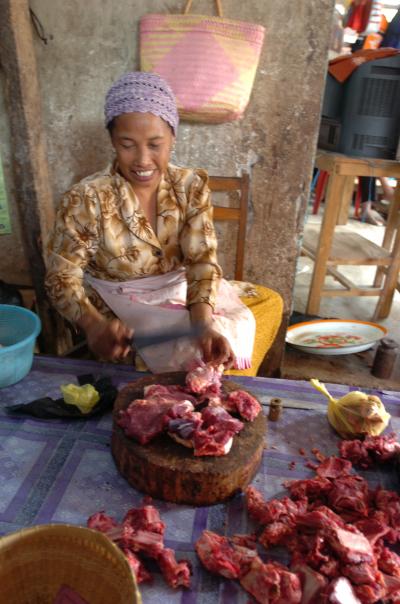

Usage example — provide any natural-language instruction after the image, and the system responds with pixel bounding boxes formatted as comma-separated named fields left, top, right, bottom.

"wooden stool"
left=302, top=150, right=400, bottom=321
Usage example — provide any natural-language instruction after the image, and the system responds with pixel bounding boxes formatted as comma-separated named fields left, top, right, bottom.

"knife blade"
left=132, top=323, right=205, bottom=350
left=257, top=396, right=328, bottom=412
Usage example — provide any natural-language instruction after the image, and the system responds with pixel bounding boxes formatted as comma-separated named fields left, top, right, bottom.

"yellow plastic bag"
left=60, top=384, right=100, bottom=414
left=310, top=379, right=390, bottom=439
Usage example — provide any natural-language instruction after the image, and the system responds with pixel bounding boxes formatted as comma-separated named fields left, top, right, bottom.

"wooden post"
left=306, top=173, right=346, bottom=315
left=0, top=0, right=57, bottom=352
left=336, top=176, right=355, bottom=225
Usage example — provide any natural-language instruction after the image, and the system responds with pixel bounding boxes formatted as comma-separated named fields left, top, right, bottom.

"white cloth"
left=85, top=269, right=255, bottom=373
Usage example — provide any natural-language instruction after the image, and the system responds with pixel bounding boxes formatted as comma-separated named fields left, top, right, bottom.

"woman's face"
left=110, top=112, right=174, bottom=192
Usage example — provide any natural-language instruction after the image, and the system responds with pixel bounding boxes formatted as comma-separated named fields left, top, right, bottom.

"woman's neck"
left=135, top=189, right=158, bottom=232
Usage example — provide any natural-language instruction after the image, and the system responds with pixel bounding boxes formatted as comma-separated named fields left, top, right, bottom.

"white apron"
left=85, top=269, right=255, bottom=373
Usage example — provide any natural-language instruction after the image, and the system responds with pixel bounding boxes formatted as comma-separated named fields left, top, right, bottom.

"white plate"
left=286, top=319, right=387, bottom=355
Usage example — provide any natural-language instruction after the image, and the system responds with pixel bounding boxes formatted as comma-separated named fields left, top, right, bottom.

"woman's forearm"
left=189, top=302, right=213, bottom=326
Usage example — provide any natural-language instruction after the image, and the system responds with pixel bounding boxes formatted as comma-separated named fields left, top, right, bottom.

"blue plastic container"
left=0, top=304, right=41, bottom=388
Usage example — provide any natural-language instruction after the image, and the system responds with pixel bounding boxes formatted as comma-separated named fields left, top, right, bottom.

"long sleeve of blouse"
left=45, top=164, right=222, bottom=324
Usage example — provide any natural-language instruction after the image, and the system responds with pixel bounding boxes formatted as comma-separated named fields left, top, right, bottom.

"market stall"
left=1, top=355, right=400, bottom=602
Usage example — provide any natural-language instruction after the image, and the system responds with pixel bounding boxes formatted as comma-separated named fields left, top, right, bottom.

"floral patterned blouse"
left=45, top=163, right=222, bottom=324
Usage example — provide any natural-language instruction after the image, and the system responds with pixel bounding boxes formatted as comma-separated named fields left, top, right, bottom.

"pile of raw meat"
left=87, top=500, right=191, bottom=588
left=117, top=361, right=261, bottom=456
left=195, top=433, right=400, bottom=604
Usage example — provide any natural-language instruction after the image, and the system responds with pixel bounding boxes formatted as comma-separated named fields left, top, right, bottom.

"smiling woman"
left=45, top=71, right=282, bottom=373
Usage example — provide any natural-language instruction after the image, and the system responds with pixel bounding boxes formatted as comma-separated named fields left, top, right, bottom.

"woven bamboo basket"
left=0, top=524, right=141, bottom=604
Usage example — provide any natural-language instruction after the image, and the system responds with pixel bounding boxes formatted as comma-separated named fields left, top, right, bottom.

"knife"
left=257, top=396, right=328, bottom=412
left=131, top=323, right=205, bottom=350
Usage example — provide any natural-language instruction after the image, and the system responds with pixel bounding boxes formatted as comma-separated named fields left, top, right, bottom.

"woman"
left=46, top=72, right=282, bottom=374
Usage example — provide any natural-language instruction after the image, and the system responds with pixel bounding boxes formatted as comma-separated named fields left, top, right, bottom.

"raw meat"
left=193, top=425, right=235, bottom=456
left=118, top=365, right=261, bottom=457
left=144, top=383, right=199, bottom=407
left=325, top=576, right=362, bottom=604
left=165, top=402, right=203, bottom=447
left=117, top=397, right=177, bottom=444
left=121, top=547, right=152, bottom=583
left=157, top=548, right=191, bottom=588
left=195, top=529, right=257, bottom=579
left=201, top=405, right=244, bottom=433
left=191, top=398, right=244, bottom=456
left=240, top=557, right=302, bottom=604
left=291, top=563, right=328, bottom=604
left=185, top=361, right=223, bottom=395
left=87, top=511, right=118, bottom=533
left=339, top=434, right=400, bottom=469
left=316, top=456, right=352, bottom=479
left=224, top=389, right=262, bottom=421
left=87, top=501, right=191, bottom=588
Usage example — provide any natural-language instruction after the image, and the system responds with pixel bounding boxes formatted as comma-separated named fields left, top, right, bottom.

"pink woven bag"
left=140, top=0, right=265, bottom=123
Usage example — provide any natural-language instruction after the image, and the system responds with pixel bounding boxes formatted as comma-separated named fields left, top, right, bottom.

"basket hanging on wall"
left=140, top=0, right=265, bottom=123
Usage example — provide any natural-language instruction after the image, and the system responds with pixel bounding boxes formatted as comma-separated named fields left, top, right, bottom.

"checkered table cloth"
left=1, top=356, right=399, bottom=603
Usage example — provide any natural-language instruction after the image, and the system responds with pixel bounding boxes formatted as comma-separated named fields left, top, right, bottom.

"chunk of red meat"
left=240, top=557, right=302, bottom=604
left=195, top=530, right=257, bottom=579
left=201, top=405, right=244, bottom=433
left=259, top=520, right=296, bottom=548
left=375, top=489, right=400, bottom=538
left=285, top=477, right=332, bottom=500
left=117, top=398, right=177, bottom=444
left=185, top=362, right=222, bottom=395
left=291, top=563, right=328, bottom=604
left=208, top=395, right=237, bottom=413
left=193, top=425, right=235, bottom=456
left=353, top=581, right=386, bottom=603
left=319, top=559, right=340, bottom=578
left=377, top=545, right=400, bottom=577
left=157, top=548, right=191, bottom=588
left=296, top=506, right=347, bottom=532
left=87, top=511, right=118, bottom=533
left=295, top=506, right=373, bottom=565
left=328, top=475, right=370, bottom=519
left=364, top=433, right=400, bottom=462
left=122, top=528, right=165, bottom=558
left=338, top=440, right=371, bottom=468
left=355, top=516, right=390, bottom=546
left=290, top=533, right=331, bottom=569
left=224, top=389, right=261, bottom=421
left=143, top=384, right=199, bottom=406
left=327, top=526, right=374, bottom=564
left=163, top=400, right=195, bottom=419
left=121, top=547, right=152, bottom=584
left=381, top=572, right=400, bottom=598
left=316, top=456, right=352, bottom=479
left=229, top=533, right=258, bottom=550
left=166, top=414, right=203, bottom=444
left=325, top=576, right=362, bottom=604
left=123, top=504, right=165, bottom=535
left=341, top=561, right=380, bottom=585
left=164, top=401, right=203, bottom=444
left=246, top=486, right=307, bottom=526
left=339, top=434, right=400, bottom=469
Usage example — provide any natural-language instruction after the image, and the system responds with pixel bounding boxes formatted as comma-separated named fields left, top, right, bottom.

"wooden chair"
left=209, top=173, right=249, bottom=281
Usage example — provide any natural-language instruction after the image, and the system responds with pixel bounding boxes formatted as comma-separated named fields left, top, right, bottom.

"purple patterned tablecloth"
left=1, top=355, right=400, bottom=604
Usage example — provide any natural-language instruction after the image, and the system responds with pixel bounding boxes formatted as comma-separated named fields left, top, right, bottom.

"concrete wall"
left=0, top=0, right=334, bottom=311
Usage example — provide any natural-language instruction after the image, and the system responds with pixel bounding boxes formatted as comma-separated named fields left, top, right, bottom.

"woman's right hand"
left=79, top=311, right=133, bottom=360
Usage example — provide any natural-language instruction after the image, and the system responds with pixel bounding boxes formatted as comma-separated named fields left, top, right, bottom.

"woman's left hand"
left=199, top=326, right=235, bottom=369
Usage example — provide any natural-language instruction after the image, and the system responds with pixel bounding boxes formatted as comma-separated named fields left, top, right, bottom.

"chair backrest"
left=208, top=173, right=249, bottom=281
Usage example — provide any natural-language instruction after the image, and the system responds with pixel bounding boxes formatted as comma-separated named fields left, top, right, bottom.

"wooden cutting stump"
left=111, top=372, right=266, bottom=506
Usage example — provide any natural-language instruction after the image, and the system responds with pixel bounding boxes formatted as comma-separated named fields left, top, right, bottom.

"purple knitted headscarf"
left=104, top=72, right=179, bottom=135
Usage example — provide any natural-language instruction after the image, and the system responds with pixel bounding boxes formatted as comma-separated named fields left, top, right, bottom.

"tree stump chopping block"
left=111, top=372, right=266, bottom=506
